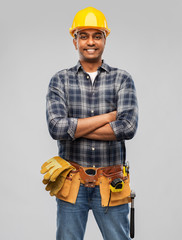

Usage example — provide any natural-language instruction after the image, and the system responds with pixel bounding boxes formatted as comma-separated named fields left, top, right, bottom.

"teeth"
left=87, top=49, right=95, bottom=52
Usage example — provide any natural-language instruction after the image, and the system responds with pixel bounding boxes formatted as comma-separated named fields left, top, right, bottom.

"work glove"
left=44, top=168, right=73, bottom=196
left=40, top=156, right=75, bottom=182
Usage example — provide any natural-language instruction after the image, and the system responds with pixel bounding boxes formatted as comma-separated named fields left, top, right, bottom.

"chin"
left=83, top=56, right=101, bottom=63
left=86, top=59, right=99, bottom=63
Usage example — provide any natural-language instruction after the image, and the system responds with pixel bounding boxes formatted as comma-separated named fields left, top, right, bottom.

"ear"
left=73, top=38, right=78, bottom=50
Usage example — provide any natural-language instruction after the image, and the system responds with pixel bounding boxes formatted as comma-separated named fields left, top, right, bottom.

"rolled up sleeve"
left=46, top=75, right=78, bottom=141
left=110, top=74, right=138, bottom=141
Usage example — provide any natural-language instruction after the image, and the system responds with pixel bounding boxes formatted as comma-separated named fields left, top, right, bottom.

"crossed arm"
left=47, top=73, right=138, bottom=142
left=74, top=111, right=117, bottom=141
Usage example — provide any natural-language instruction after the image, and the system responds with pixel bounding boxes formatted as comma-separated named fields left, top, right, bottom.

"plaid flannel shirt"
left=46, top=61, right=138, bottom=167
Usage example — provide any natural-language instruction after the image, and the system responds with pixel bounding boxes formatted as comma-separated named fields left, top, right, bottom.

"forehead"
left=78, top=29, right=104, bottom=35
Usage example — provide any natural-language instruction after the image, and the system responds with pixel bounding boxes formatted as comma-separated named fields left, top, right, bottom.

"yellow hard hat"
left=69, top=7, right=111, bottom=37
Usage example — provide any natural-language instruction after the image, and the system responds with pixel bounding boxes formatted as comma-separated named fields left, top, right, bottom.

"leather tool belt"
left=56, top=161, right=131, bottom=207
left=68, top=161, right=127, bottom=188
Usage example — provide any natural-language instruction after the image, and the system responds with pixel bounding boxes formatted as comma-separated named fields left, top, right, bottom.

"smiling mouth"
left=85, top=49, right=97, bottom=53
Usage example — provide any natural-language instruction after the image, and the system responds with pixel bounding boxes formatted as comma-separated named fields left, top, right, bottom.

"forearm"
left=110, top=112, right=138, bottom=140
left=74, top=111, right=116, bottom=139
left=83, top=124, right=117, bottom=141
left=110, top=74, right=138, bottom=140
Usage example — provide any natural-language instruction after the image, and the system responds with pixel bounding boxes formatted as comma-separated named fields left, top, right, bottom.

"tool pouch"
left=99, top=174, right=131, bottom=207
left=56, top=162, right=131, bottom=207
left=56, top=171, right=80, bottom=204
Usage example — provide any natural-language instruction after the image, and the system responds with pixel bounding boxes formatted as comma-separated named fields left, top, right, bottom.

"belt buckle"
left=84, top=168, right=97, bottom=187
left=85, top=169, right=96, bottom=176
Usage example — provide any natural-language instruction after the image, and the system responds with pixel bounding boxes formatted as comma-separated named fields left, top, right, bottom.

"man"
left=46, top=7, right=138, bottom=240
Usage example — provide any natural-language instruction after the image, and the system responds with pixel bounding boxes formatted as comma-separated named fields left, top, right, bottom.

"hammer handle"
left=130, top=208, right=135, bottom=238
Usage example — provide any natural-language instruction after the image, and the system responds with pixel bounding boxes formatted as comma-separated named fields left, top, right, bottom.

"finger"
left=41, top=161, right=56, bottom=174
left=41, top=158, right=54, bottom=169
left=45, top=174, right=63, bottom=192
left=45, top=181, right=55, bottom=191
left=42, top=179, right=49, bottom=185
left=50, top=168, right=63, bottom=182
left=50, top=177, right=65, bottom=195
left=43, top=166, right=59, bottom=180
left=50, top=166, right=70, bottom=182
left=50, top=165, right=75, bottom=182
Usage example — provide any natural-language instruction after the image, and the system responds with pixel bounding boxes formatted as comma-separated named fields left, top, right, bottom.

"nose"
left=87, top=36, right=95, bottom=46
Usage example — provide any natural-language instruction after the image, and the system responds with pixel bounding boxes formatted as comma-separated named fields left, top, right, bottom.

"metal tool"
left=130, top=190, right=136, bottom=238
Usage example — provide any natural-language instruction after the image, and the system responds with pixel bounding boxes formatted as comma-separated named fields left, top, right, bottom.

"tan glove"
left=44, top=168, right=73, bottom=196
left=40, top=156, right=75, bottom=182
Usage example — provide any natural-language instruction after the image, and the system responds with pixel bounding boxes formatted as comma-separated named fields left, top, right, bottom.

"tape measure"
left=110, top=178, right=124, bottom=192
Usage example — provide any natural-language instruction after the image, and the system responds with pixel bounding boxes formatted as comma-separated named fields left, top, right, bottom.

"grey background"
left=1, top=0, right=182, bottom=239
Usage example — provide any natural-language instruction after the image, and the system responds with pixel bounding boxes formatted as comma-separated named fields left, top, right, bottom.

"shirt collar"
left=74, top=60, right=111, bottom=73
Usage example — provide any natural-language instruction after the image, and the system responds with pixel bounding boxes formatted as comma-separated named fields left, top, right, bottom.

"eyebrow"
left=79, top=32, right=103, bottom=36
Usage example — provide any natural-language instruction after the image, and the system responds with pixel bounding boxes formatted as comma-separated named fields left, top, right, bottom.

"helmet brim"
left=69, top=26, right=110, bottom=37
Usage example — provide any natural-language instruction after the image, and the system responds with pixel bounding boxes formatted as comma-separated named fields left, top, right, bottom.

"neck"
left=80, top=60, right=102, bottom=72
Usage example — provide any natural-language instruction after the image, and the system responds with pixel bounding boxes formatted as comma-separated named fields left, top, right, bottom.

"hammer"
left=130, top=190, right=136, bottom=238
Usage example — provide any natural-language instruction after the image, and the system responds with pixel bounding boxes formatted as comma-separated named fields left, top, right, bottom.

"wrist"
left=103, top=113, right=112, bottom=124
left=105, top=111, right=116, bottom=123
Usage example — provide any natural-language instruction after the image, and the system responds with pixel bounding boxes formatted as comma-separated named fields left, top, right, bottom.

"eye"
left=79, top=35, right=88, bottom=40
left=94, top=35, right=102, bottom=40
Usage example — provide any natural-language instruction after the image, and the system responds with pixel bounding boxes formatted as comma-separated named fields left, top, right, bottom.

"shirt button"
left=91, top=110, right=94, bottom=113
left=92, top=147, right=95, bottom=151
left=87, top=75, right=89, bottom=79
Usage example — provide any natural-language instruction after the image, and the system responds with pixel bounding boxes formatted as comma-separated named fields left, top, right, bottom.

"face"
left=73, top=29, right=106, bottom=64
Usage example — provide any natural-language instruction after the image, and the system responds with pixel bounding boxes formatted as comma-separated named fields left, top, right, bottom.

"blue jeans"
left=56, top=185, right=130, bottom=240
